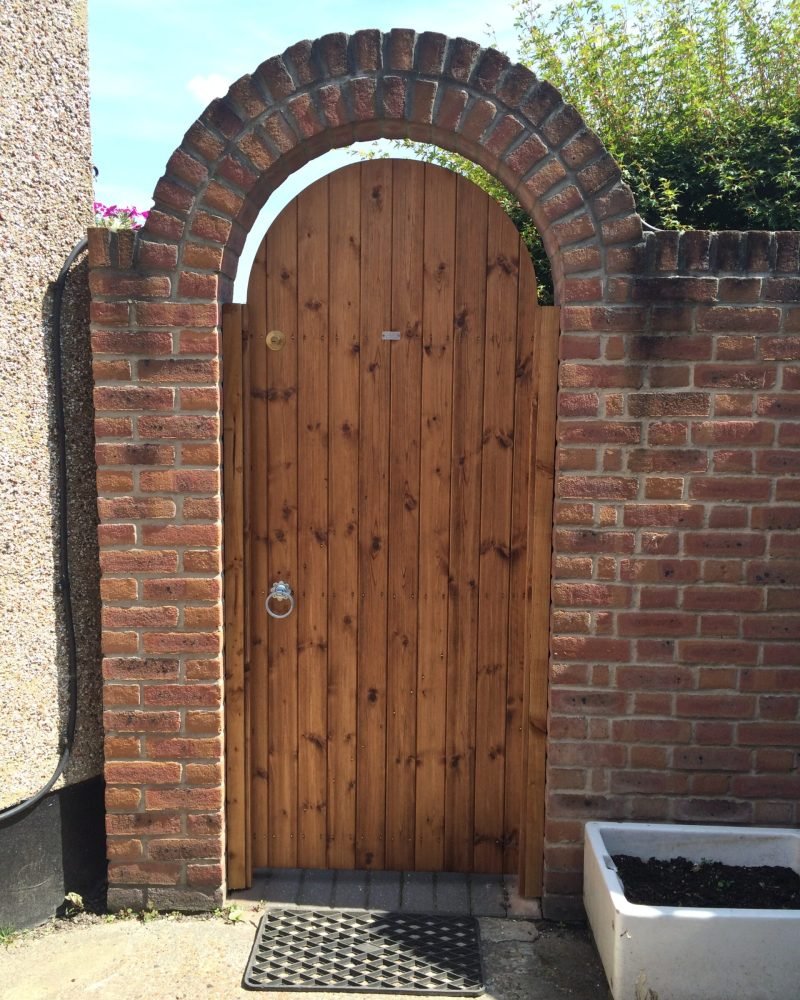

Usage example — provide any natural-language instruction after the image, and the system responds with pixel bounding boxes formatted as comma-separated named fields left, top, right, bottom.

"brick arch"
left=89, top=28, right=650, bottom=918
left=144, top=28, right=640, bottom=303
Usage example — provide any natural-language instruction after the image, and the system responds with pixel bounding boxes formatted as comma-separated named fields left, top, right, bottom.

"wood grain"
left=265, top=201, right=299, bottom=868
left=222, top=303, right=248, bottom=888
left=356, top=161, right=392, bottom=869
left=296, top=178, right=329, bottom=867
left=326, top=167, right=361, bottom=869
left=385, top=160, right=423, bottom=870
left=415, top=165, right=456, bottom=871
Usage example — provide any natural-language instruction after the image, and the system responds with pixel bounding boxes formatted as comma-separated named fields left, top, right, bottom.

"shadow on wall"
left=0, top=254, right=106, bottom=928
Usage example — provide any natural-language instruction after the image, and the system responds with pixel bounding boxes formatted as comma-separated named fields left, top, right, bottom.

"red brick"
left=695, top=364, right=776, bottom=389
left=682, top=586, right=761, bottom=612
left=185, top=710, right=223, bottom=734
left=183, top=550, right=222, bottom=572
left=142, top=524, right=221, bottom=546
left=618, top=613, right=696, bottom=636
left=679, top=641, right=758, bottom=665
left=628, top=450, right=707, bottom=474
left=145, top=787, right=223, bottom=811
left=692, top=420, right=773, bottom=446
left=147, top=737, right=222, bottom=758
left=623, top=504, right=703, bottom=528
left=555, top=529, right=635, bottom=554
left=552, top=636, right=630, bottom=662
left=675, top=694, right=755, bottom=718
left=180, top=388, right=219, bottom=410
left=689, top=476, right=771, bottom=501
left=95, top=443, right=175, bottom=467
left=92, top=330, right=173, bottom=355
left=98, top=524, right=136, bottom=546
left=135, top=302, right=218, bottom=328
left=105, top=787, right=142, bottom=810
left=98, top=497, right=176, bottom=520
left=139, top=416, right=219, bottom=440
left=558, top=476, right=637, bottom=499
left=103, top=606, right=179, bottom=628
left=95, top=419, right=132, bottom=443
left=616, top=666, right=692, bottom=691
left=140, top=470, right=219, bottom=493
left=182, top=497, right=221, bottom=519
left=732, top=776, right=800, bottom=799
left=142, top=632, right=222, bottom=654
left=552, top=583, right=630, bottom=608
left=612, top=719, right=692, bottom=744
left=103, top=658, right=179, bottom=681
left=684, top=533, right=765, bottom=557
left=94, top=387, right=174, bottom=412
left=184, top=606, right=223, bottom=628
left=103, top=684, right=139, bottom=706
left=142, top=684, right=221, bottom=707
left=104, top=710, right=181, bottom=732
left=100, top=550, right=178, bottom=573
left=100, top=577, right=138, bottom=601
left=109, top=863, right=181, bottom=885
left=148, top=837, right=222, bottom=862
left=696, top=306, right=780, bottom=332
left=105, top=762, right=181, bottom=784
left=106, top=813, right=182, bottom=835
left=101, top=632, right=138, bottom=654
left=628, top=393, right=709, bottom=417
left=143, top=578, right=220, bottom=600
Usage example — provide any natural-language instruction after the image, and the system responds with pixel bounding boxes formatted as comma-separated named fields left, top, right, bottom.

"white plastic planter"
left=584, top=821, right=800, bottom=1000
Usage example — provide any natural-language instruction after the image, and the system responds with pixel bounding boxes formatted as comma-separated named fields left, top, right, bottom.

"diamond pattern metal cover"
left=243, top=908, right=484, bottom=994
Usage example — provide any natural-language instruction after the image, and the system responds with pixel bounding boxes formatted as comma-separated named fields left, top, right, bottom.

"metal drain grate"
left=243, top=908, right=484, bottom=994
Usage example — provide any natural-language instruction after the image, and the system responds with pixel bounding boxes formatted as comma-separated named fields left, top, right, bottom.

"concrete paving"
left=236, top=869, right=541, bottom=918
left=1, top=908, right=610, bottom=1000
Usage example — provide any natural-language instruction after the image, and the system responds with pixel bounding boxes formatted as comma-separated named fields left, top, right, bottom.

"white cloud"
left=186, top=73, right=230, bottom=106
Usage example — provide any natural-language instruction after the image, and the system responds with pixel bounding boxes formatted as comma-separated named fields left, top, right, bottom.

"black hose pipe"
left=0, top=236, right=88, bottom=824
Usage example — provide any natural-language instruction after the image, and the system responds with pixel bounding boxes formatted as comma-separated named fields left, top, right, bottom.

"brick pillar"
left=88, top=227, right=225, bottom=910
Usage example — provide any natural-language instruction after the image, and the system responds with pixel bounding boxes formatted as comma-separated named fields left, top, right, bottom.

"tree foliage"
left=516, top=0, right=800, bottom=231
left=395, top=0, right=800, bottom=300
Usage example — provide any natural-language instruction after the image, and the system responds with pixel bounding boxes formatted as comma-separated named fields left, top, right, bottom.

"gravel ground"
left=1, top=909, right=609, bottom=1000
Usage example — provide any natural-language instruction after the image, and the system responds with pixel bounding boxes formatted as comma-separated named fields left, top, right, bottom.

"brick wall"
left=88, top=29, right=800, bottom=916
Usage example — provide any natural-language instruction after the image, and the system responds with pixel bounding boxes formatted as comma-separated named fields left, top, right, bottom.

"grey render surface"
left=0, top=0, right=101, bottom=807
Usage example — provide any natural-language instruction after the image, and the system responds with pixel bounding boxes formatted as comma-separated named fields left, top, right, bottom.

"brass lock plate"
left=266, top=329, right=286, bottom=351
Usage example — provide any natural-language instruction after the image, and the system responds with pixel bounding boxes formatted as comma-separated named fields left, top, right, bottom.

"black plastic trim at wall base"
left=0, top=775, right=106, bottom=930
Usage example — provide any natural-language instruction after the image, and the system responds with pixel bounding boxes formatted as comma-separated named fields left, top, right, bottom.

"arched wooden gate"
left=223, top=159, right=558, bottom=894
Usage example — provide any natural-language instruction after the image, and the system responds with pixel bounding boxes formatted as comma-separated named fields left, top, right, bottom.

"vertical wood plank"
left=519, top=305, right=559, bottom=896
left=327, top=165, right=361, bottom=870
left=265, top=202, right=299, bottom=868
left=223, top=303, right=248, bottom=888
left=504, top=238, right=537, bottom=875
left=473, top=205, right=520, bottom=873
left=444, top=177, right=488, bottom=872
left=384, top=160, right=423, bottom=870
left=296, top=179, right=329, bottom=868
left=247, top=244, right=269, bottom=868
left=415, top=165, right=456, bottom=871
left=356, top=160, right=392, bottom=869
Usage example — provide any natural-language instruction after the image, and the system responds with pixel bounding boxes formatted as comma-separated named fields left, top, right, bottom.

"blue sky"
left=89, top=1, right=523, bottom=294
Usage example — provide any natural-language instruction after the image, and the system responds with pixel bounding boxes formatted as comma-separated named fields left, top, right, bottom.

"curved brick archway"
left=90, top=27, right=800, bottom=922
left=90, top=28, right=641, bottom=916
left=143, top=29, right=640, bottom=304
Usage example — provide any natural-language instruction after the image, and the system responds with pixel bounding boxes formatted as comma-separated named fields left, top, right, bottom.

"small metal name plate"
left=382, top=330, right=401, bottom=341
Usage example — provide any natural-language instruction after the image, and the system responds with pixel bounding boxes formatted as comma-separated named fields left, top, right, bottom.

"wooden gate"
left=224, top=160, right=558, bottom=894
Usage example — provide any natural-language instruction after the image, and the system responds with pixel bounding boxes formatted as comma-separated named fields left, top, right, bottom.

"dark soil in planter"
left=612, top=854, right=800, bottom=909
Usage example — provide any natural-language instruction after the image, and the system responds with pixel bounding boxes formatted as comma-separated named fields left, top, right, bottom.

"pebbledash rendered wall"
left=87, top=30, right=800, bottom=919
left=1, top=0, right=105, bottom=927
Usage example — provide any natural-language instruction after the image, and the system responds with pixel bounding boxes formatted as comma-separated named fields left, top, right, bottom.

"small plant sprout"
left=64, top=891, right=84, bottom=917
left=0, top=924, right=17, bottom=947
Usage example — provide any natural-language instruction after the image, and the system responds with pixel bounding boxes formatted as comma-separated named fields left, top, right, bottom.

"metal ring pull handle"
left=266, top=580, right=295, bottom=619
